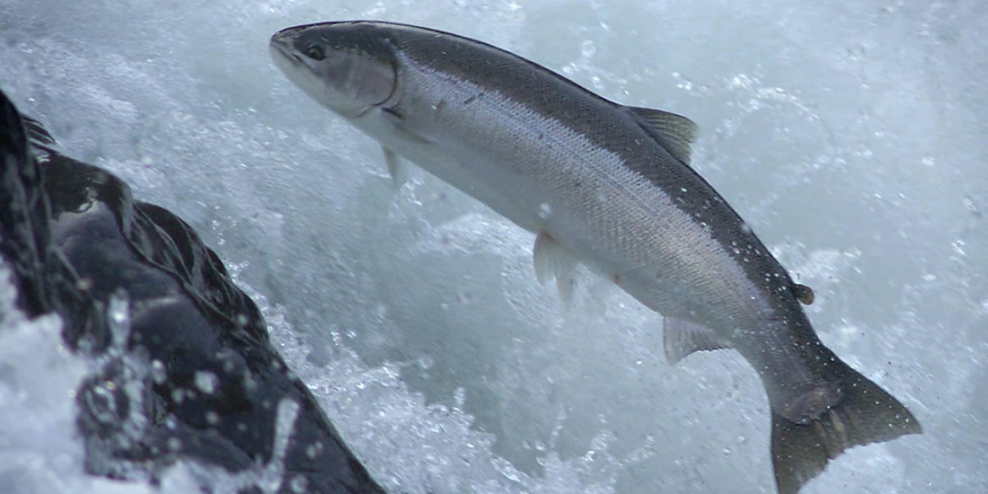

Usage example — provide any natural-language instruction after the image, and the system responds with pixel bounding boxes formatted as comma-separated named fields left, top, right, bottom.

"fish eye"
left=303, top=44, right=325, bottom=61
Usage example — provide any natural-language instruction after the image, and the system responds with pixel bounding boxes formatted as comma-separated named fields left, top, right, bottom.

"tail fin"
left=771, top=362, right=922, bottom=494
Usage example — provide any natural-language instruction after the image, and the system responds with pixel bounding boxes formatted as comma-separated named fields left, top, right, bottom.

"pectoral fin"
left=662, top=317, right=731, bottom=364
left=382, top=146, right=408, bottom=188
left=533, top=231, right=577, bottom=302
left=381, top=107, right=432, bottom=145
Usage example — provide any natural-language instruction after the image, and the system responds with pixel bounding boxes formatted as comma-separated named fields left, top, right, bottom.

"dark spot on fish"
left=463, top=94, right=477, bottom=105
left=537, top=132, right=544, bottom=140
left=612, top=274, right=620, bottom=284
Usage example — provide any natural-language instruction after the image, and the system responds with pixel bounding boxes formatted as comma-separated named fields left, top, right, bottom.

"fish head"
left=270, top=22, right=398, bottom=117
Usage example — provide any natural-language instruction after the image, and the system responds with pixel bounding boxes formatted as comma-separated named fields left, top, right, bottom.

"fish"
left=269, top=21, right=921, bottom=494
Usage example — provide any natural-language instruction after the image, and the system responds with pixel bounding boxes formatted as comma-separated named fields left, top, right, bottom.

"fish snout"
left=269, top=30, right=296, bottom=59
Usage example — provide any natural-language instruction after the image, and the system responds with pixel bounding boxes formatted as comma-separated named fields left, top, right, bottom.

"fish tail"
left=770, top=361, right=922, bottom=494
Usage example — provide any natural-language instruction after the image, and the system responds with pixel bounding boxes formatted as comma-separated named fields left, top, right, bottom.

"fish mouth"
left=269, top=31, right=300, bottom=65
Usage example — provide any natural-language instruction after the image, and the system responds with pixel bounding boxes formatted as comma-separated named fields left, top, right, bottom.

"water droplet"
left=952, top=239, right=966, bottom=256
left=306, top=441, right=325, bottom=459
left=206, top=411, right=220, bottom=425
left=195, top=371, right=218, bottom=394
left=290, top=475, right=308, bottom=493
left=581, top=40, right=596, bottom=57
left=963, top=196, right=981, bottom=217
left=151, top=360, right=167, bottom=385
left=538, top=203, right=553, bottom=219
left=374, top=303, right=388, bottom=319
left=921, top=156, right=935, bottom=167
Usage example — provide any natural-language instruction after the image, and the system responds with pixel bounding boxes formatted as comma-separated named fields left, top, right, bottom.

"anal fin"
left=662, top=317, right=731, bottom=364
left=533, top=231, right=577, bottom=303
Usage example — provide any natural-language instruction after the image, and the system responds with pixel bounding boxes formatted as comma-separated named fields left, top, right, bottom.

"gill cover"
left=270, top=22, right=399, bottom=116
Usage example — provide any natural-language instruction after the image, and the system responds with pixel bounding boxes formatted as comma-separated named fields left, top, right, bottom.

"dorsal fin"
left=625, top=106, right=698, bottom=166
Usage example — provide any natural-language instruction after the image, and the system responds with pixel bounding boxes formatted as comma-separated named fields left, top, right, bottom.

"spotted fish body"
left=270, top=21, right=920, bottom=494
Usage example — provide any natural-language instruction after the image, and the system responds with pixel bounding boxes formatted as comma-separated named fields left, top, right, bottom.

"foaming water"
left=1, top=0, right=986, bottom=492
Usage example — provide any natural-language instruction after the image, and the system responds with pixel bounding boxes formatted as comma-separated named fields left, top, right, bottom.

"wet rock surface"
left=0, top=88, right=386, bottom=493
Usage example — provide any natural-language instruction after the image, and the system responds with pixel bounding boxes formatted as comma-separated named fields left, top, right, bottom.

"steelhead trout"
left=270, top=21, right=921, bottom=493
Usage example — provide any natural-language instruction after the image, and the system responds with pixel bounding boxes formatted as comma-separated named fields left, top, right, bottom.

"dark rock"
left=0, top=87, right=387, bottom=494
